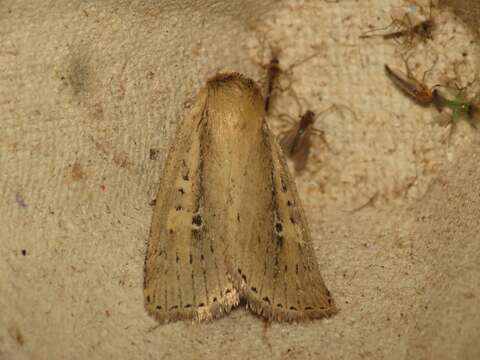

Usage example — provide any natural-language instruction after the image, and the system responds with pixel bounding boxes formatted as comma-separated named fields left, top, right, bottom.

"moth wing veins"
left=229, top=124, right=336, bottom=322
left=144, top=90, right=238, bottom=324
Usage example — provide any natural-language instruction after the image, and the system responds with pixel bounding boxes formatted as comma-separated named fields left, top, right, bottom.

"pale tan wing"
left=144, top=90, right=238, bottom=323
left=229, top=123, right=336, bottom=321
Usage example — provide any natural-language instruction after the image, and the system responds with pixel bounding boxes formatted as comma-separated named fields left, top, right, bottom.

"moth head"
left=207, top=72, right=265, bottom=136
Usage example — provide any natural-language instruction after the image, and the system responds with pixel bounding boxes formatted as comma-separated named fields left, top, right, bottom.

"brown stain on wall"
left=91, top=137, right=133, bottom=170
left=71, top=162, right=86, bottom=181
left=65, top=44, right=97, bottom=101
left=61, top=45, right=107, bottom=123
left=8, top=324, right=24, bottom=346
left=112, top=151, right=133, bottom=169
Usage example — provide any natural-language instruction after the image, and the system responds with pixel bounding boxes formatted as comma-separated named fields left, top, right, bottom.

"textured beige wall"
left=1, top=0, right=479, bottom=359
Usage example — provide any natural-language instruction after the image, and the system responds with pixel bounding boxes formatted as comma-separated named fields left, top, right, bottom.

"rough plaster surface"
left=1, top=0, right=479, bottom=359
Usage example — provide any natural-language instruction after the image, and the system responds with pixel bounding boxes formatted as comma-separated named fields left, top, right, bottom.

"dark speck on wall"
left=15, top=193, right=27, bottom=208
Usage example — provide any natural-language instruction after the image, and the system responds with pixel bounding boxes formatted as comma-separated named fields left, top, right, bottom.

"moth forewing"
left=145, top=73, right=335, bottom=323
left=234, top=125, right=336, bottom=321
left=144, top=78, right=240, bottom=323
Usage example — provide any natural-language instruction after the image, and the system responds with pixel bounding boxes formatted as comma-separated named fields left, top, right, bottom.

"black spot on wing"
left=275, top=222, right=283, bottom=233
left=192, top=214, right=202, bottom=226
left=280, top=177, right=288, bottom=192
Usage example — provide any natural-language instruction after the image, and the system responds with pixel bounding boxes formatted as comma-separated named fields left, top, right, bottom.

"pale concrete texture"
left=1, top=0, right=479, bottom=359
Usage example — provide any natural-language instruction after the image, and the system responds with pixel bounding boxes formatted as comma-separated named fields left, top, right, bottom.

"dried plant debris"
left=144, top=73, right=336, bottom=323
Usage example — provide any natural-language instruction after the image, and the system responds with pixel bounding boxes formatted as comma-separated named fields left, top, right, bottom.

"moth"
left=279, top=110, right=329, bottom=173
left=144, top=73, right=336, bottom=323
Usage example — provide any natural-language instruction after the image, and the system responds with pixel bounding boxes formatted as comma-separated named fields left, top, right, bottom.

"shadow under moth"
left=144, top=73, right=336, bottom=323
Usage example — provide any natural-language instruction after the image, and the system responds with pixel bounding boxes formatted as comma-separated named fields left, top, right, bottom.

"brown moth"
left=144, top=73, right=336, bottom=323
